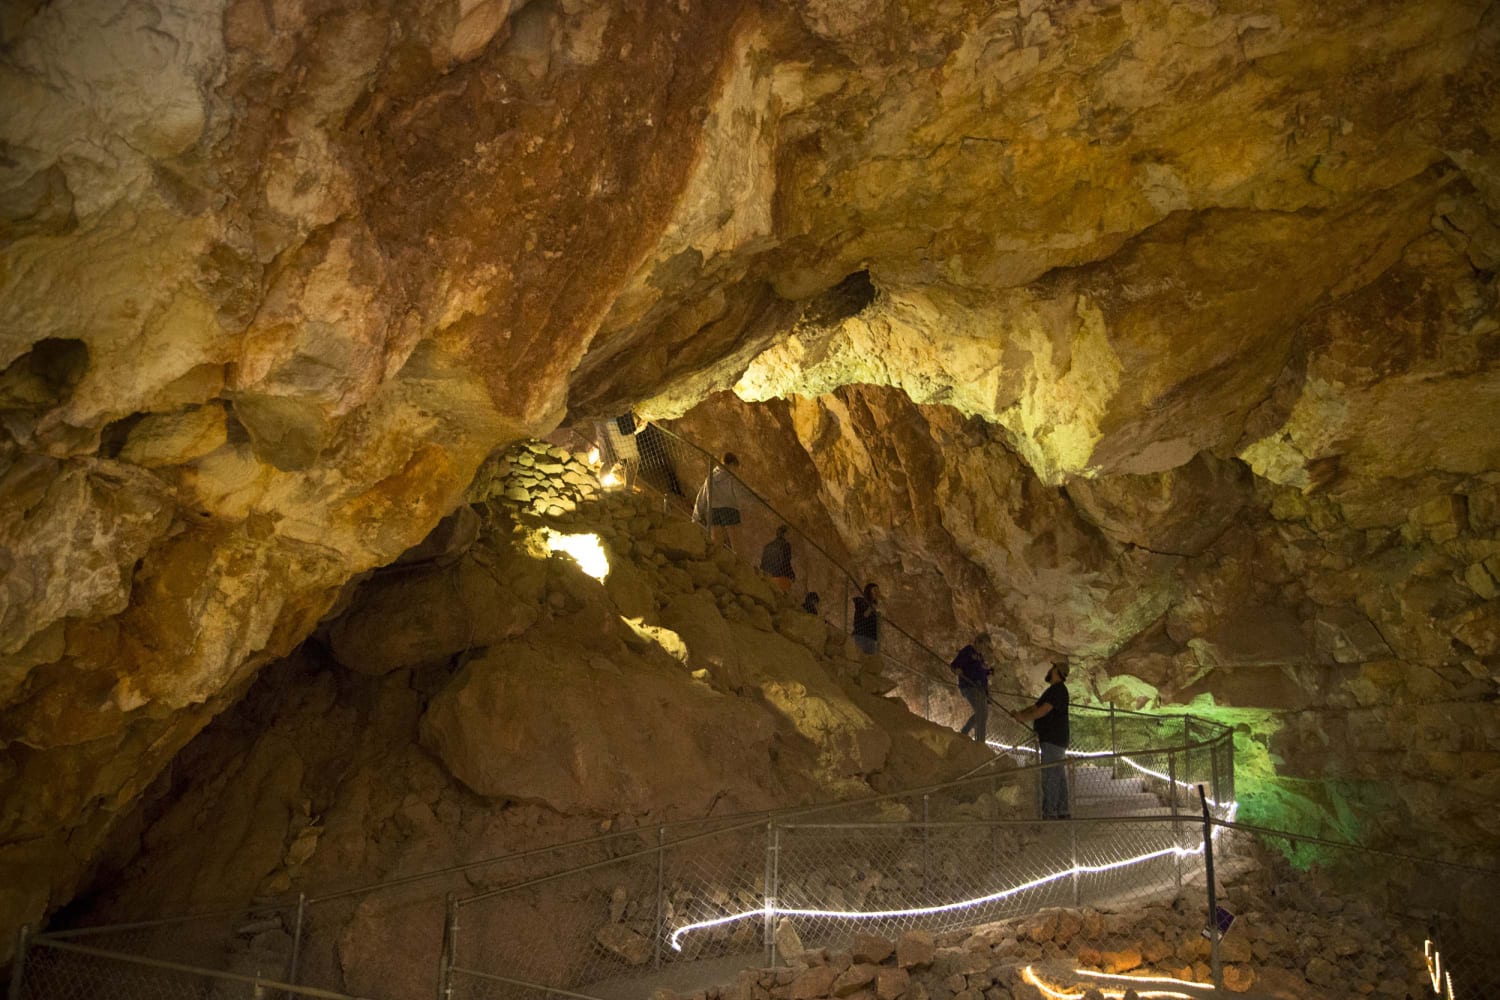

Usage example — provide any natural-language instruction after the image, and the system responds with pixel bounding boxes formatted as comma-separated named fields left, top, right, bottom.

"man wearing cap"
left=1009, top=663, right=1071, bottom=820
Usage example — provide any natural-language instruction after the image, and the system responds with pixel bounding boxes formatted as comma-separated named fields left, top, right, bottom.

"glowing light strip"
left=668, top=804, right=1238, bottom=952
left=982, top=738, right=1229, bottom=810
left=1074, top=967, right=1213, bottom=991
left=1021, top=966, right=1194, bottom=1000
left=1425, top=939, right=1458, bottom=999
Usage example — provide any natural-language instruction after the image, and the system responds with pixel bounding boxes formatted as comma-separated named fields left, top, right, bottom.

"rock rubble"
left=653, top=868, right=1443, bottom=1000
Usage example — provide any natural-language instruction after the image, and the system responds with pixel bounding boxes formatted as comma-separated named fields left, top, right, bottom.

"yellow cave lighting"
left=620, top=616, right=689, bottom=663
left=1022, top=966, right=1198, bottom=1000
left=1074, top=968, right=1213, bottom=992
left=545, top=530, right=610, bottom=581
left=1425, top=939, right=1458, bottom=999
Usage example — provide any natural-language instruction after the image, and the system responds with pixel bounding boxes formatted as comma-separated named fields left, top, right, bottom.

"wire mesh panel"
left=29, top=901, right=304, bottom=991
left=17, top=938, right=362, bottom=1000
left=451, top=838, right=658, bottom=995
left=658, top=823, right=773, bottom=968
left=451, top=820, right=772, bottom=1000
left=772, top=822, right=1075, bottom=948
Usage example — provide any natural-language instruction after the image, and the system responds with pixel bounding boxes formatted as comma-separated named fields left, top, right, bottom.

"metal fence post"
left=1225, top=732, right=1236, bottom=807
left=1198, top=785, right=1223, bottom=991
left=1066, top=758, right=1076, bottom=820
left=1070, top=823, right=1081, bottom=906
left=285, top=893, right=306, bottom=987
left=1209, top=738, right=1221, bottom=815
left=653, top=826, right=666, bottom=970
left=763, top=821, right=780, bottom=968
left=1183, top=717, right=1193, bottom=794
left=438, top=893, right=458, bottom=1000
left=8, top=923, right=29, bottom=1000
left=1168, top=751, right=1182, bottom=893
left=1109, top=704, right=1119, bottom=780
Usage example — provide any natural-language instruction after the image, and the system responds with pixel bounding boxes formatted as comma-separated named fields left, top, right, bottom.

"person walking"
left=851, top=582, right=880, bottom=655
left=1009, top=662, right=1071, bottom=819
left=950, top=634, right=995, bottom=743
left=693, top=452, right=745, bottom=550
left=759, top=524, right=795, bottom=592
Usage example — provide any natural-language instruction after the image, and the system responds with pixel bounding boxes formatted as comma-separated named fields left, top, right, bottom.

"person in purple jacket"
left=950, top=634, right=995, bottom=743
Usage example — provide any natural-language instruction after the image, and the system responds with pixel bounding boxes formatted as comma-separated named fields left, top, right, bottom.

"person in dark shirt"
left=950, top=634, right=995, bottom=743
left=1009, top=662, right=1071, bottom=819
left=851, top=583, right=880, bottom=654
left=759, top=525, right=795, bottom=592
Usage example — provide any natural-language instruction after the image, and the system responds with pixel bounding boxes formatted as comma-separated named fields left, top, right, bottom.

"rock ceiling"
left=1, top=0, right=1497, bottom=951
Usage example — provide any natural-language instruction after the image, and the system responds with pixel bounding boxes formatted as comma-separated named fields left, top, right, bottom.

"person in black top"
left=1009, top=662, right=1071, bottom=819
left=852, top=583, right=880, bottom=654
left=759, top=525, right=795, bottom=592
left=949, top=634, right=994, bottom=743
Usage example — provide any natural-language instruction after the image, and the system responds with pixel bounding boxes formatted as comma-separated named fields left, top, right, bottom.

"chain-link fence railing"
left=11, top=898, right=312, bottom=999
left=441, top=725, right=1236, bottom=999
left=12, top=925, right=361, bottom=1000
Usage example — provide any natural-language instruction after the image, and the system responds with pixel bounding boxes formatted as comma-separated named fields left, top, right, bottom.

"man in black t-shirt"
left=1009, top=663, right=1071, bottom=820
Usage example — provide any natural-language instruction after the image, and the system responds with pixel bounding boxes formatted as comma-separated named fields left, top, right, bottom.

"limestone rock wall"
left=2, top=0, right=1497, bottom=954
left=68, top=481, right=993, bottom=994
left=670, top=383, right=1499, bottom=863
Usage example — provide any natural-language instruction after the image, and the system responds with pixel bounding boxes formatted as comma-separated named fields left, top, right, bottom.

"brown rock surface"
left=1, top=0, right=1497, bottom=957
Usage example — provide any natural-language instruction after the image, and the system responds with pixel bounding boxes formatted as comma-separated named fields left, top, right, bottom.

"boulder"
left=596, top=923, right=652, bottom=966
left=832, top=964, right=877, bottom=996
left=418, top=631, right=779, bottom=814
left=791, top=966, right=840, bottom=999
left=875, top=967, right=910, bottom=1000
left=651, top=521, right=710, bottom=560
left=329, top=556, right=541, bottom=674
left=850, top=932, right=895, bottom=965
left=897, top=929, right=936, bottom=968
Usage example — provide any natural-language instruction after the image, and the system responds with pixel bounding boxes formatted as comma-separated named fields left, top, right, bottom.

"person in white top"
left=694, top=452, right=746, bottom=551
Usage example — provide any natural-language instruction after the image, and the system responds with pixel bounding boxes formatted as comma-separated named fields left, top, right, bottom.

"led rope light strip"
left=982, top=738, right=1230, bottom=810
left=1424, top=939, right=1458, bottom=999
left=1073, top=967, right=1213, bottom=991
left=1021, top=966, right=1197, bottom=1000
left=668, top=803, right=1237, bottom=951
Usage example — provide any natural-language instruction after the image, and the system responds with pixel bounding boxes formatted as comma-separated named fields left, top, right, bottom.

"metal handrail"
left=32, top=900, right=295, bottom=941
left=25, top=938, right=368, bottom=999
left=455, top=726, right=1236, bottom=907
left=781, top=813, right=1214, bottom=831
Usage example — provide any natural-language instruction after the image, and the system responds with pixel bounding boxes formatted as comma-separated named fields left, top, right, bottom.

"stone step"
left=1072, top=792, right=1167, bottom=813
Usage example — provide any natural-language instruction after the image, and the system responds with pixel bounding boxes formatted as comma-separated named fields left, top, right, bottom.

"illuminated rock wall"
left=2, top=0, right=1497, bottom=947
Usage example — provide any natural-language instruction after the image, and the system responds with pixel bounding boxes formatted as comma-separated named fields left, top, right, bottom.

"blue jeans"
left=1041, top=742, right=1070, bottom=819
left=959, top=685, right=988, bottom=743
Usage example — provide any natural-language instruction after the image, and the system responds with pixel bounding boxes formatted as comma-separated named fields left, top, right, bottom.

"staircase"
left=1070, top=764, right=1176, bottom=819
